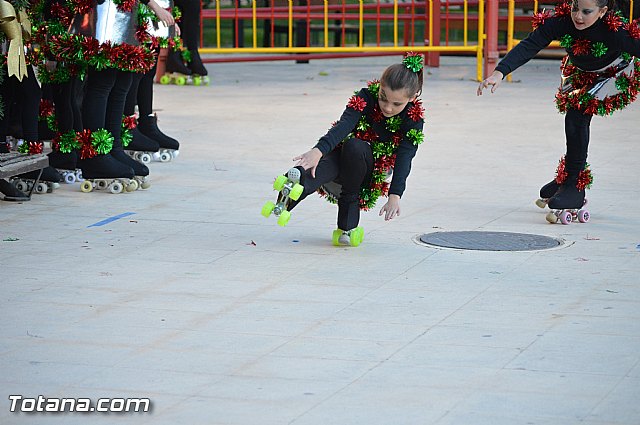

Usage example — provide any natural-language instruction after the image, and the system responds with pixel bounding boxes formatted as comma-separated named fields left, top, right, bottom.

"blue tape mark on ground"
left=87, top=212, right=136, bottom=228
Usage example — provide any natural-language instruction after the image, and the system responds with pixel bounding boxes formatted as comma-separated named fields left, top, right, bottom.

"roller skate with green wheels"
left=261, top=167, right=304, bottom=227
left=191, top=74, right=210, bottom=86
left=159, top=72, right=193, bottom=86
left=332, top=227, right=364, bottom=247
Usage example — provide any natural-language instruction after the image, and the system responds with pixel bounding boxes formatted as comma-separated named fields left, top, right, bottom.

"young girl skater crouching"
left=478, top=0, right=640, bottom=224
left=263, top=53, right=426, bottom=246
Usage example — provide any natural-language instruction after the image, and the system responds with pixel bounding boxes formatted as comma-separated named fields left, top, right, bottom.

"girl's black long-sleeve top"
left=314, top=87, right=424, bottom=198
left=496, top=14, right=640, bottom=77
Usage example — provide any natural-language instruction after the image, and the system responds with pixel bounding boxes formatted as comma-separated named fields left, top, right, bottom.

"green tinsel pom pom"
left=371, top=140, right=396, bottom=159
left=91, top=129, right=114, bottom=155
left=89, top=55, right=111, bottom=71
left=560, top=34, right=573, bottom=49
left=59, top=131, right=80, bottom=153
left=181, top=50, right=192, bottom=63
left=18, top=143, right=29, bottom=154
left=406, top=128, right=424, bottom=146
left=615, top=75, right=629, bottom=92
left=621, top=52, right=632, bottom=62
left=159, top=38, right=169, bottom=48
left=591, top=42, right=607, bottom=58
left=173, top=6, right=182, bottom=20
left=367, top=81, right=380, bottom=97
left=403, top=54, right=424, bottom=73
left=578, top=93, right=594, bottom=106
left=385, top=116, right=402, bottom=133
left=46, top=115, right=58, bottom=132
left=121, top=128, right=132, bottom=148
left=356, top=116, right=369, bottom=131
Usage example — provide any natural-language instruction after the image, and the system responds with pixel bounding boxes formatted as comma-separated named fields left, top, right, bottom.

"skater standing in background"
left=263, top=53, right=426, bottom=246
left=173, top=0, right=208, bottom=82
left=477, top=0, right=640, bottom=220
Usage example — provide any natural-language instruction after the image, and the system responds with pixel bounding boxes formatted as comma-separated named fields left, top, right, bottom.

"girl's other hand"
left=293, top=148, right=322, bottom=178
left=379, top=194, right=401, bottom=221
left=148, top=0, right=175, bottom=26
left=477, top=70, right=504, bottom=96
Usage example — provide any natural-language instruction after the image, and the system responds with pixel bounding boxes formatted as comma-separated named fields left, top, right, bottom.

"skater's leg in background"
left=83, top=68, right=118, bottom=131
left=124, top=72, right=144, bottom=117
left=548, top=108, right=593, bottom=209
left=18, top=65, right=41, bottom=143
left=174, top=0, right=207, bottom=76
left=336, top=138, right=373, bottom=231
left=564, top=108, right=592, bottom=176
left=137, top=61, right=156, bottom=117
left=105, top=70, right=133, bottom=143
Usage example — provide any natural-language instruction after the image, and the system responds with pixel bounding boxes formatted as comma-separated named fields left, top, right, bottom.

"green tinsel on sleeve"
left=91, top=129, right=114, bottom=155
left=367, top=81, right=380, bottom=97
left=406, top=128, right=424, bottom=146
left=58, top=130, right=81, bottom=153
left=560, top=34, right=573, bottom=49
left=181, top=49, right=191, bottom=63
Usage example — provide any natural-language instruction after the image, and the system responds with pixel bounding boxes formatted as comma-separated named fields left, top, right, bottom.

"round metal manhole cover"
left=418, top=231, right=563, bottom=251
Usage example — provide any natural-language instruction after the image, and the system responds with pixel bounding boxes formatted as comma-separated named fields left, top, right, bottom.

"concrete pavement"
left=1, top=55, right=639, bottom=424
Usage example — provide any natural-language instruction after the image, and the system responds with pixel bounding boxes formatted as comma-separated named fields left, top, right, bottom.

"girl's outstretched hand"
left=379, top=194, right=401, bottom=221
left=293, top=148, right=322, bottom=178
left=477, top=70, right=504, bottom=96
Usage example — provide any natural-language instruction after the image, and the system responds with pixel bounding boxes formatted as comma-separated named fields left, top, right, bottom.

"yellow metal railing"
left=200, top=0, right=487, bottom=81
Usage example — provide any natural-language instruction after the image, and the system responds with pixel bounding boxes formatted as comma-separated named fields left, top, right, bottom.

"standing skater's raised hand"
left=477, top=70, right=504, bottom=95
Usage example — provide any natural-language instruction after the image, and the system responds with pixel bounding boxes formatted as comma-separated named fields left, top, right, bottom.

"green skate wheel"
left=80, top=181, right=93, bottom=193
left=290, top=183, right=304, bottom=201
left=277, top=210, right=291, bottom=226
left=273, top=175, right=287, bottom=191
left=160, top=75, right=171, bottom=85
left=349, top=227, right=364, bottom=247
left=262, top=201, right=275, bottom=218
left=176, top=76, right=186, bottom=86
left=332, top=229, right=342, bottom=246
left=193, top=76, right=202, bottom=86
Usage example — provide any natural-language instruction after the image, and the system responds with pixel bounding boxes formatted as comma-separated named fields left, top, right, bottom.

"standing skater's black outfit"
left=494, top=3, right=640, bottom=208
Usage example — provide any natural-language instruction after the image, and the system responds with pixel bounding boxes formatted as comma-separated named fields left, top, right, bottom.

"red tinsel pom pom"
left=347, top=95, right=367, bottom=111
left=532, top=10, right=551, bottom=30
left=604, top=12, right=623, bottom=31
left=554, top=1, right=571, bottom=17
left=572, top=39, right=592, bottom=55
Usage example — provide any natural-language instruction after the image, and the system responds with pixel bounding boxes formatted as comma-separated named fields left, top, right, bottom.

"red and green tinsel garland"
left=317, top=80, right=425, bottom=210
left=554, top=156, right=594, bottom=190
left=555, top=55, right=640, bottom=116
